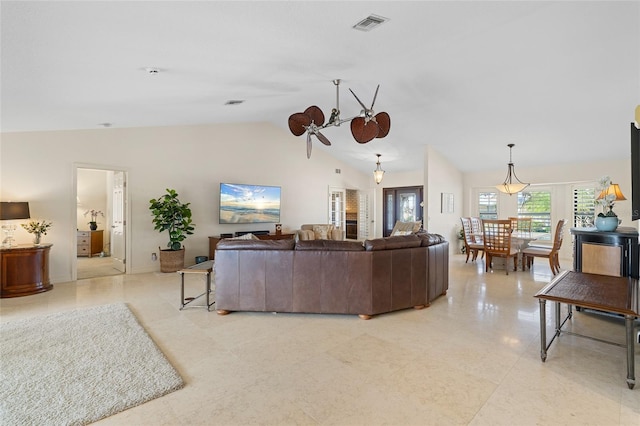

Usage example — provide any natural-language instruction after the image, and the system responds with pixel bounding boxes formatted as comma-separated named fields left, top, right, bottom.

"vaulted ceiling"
left=2, top=1, right=638, bottom=175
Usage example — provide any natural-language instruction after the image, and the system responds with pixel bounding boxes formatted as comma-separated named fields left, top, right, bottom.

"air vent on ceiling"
left=225, top=100, right=244, bottom=105
left=353, top=14, right=389, bottom=32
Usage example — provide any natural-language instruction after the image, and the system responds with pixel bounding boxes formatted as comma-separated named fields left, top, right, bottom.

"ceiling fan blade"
left=288, top=113, right=311, bottom=136
left=350, top=117, right=379, bottom=144
left=306, top=132, right=312, bottom=159
left=370, top=84, right=380, bottom=110
left=374, top=112, right=391, bottom=138
left=348, top=88, right=368, bottom=112
left=303, top=106, right=325, bottom=126
left=315, top=131, right=331, bottom=146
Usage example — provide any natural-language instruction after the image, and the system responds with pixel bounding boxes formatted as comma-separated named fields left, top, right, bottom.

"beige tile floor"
left=1, top=254, right=639, bottom=425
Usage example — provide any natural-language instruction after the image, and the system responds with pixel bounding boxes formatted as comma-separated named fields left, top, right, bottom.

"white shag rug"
left=0, top=303, right=184, bottom=425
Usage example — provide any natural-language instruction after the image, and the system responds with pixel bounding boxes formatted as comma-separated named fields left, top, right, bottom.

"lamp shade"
left=597, top=183, right=626, bottom=201
left=0, top=202, right=31, bottom=220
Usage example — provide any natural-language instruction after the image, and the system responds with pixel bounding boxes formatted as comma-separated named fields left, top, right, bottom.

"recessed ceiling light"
left=143, top=67, right=161, bottom=74
left=225, top=100, right=244, bottom=105
left=353, top=14, right=389, bottom=32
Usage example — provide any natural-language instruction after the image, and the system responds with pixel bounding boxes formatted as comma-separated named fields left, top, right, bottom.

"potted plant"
left=84, top=209, right=104, bottom=231
left=21, top=219, right=52, bottom=245
left=149, top=188, right=195, bottom=272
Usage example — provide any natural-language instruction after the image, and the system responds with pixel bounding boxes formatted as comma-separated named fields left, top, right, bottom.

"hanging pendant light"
left=496, top=144, right=529, bottom=195
left=373, top=154, right=385, bottom=185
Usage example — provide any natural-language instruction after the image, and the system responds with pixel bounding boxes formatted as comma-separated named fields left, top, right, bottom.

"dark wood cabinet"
left=0, top=244, right=53, bottom=298
left=570, top=227, right=639, bottom=278
left=208, top=233, right=294, bottom=260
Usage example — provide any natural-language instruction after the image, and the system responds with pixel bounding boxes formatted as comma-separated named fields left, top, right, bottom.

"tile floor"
left=1, top=254, right=638, bottom=425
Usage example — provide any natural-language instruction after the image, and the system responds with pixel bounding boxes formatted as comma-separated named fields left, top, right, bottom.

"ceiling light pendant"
left=496, top=144, right=529, bottom=195
left=373, top=154, right=385, bottom=185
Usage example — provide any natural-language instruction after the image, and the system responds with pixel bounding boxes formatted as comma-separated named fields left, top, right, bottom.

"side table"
left=0, top=244, right=53, bottom=298
left=177, top=260, right=214, bottom=311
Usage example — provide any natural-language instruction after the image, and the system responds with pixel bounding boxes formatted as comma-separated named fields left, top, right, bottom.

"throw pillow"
left=312, top=225, right=330, bottom=240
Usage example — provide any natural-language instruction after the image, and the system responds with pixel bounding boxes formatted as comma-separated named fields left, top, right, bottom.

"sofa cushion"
left=364, top=234, right=422, bottom=251
left=297, top=229, right=316, bottom=240
left=417, top=233, right=446, bottom=247
left=216, top=239, right=295, bottom=250
left=295, top=240, right=365, bottom=251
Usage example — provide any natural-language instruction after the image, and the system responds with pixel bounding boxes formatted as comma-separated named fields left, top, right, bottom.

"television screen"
left=219, top=183, right=281, bottom=224
left=632, top=122, right=640, bottom=221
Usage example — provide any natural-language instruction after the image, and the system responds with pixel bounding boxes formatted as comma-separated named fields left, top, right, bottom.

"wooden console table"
left=0, top=244, right=53, bottom=298
left=208, top=233, right=294, bottom=260
left=535, top=271, right=639, bottom=389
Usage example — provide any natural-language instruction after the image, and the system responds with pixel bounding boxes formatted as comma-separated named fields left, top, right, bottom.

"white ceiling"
left=1, top=1, right=638, bottom=175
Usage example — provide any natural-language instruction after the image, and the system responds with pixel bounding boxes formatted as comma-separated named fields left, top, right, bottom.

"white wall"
left=425, top=146, right=464, bottom=245
left=1, top=122, right=371, bottom=282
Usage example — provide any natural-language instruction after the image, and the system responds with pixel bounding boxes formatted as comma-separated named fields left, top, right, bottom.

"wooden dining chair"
left=482, top=219, right=518, bottom=275
left=509, top=216, right=532, bottom=233
left=523, top=219, right=566, bottom=275
left=460, top=217, right=484, bottom=263
left=470, top=217, right=484, bottom=243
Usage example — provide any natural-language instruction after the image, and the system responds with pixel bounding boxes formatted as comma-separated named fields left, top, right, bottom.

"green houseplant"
left=149, top=188, right=195, bottom=272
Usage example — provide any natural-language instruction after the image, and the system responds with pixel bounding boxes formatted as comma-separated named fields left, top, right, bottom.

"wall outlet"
left=151, top=252, right=157, bottom=261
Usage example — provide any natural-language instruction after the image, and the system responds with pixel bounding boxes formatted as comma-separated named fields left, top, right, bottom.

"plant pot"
left=89, top=222, right=98, bottom=231
left=595, top=216, right=618, bottom=232
left=159, top=248, right=185, bottom=272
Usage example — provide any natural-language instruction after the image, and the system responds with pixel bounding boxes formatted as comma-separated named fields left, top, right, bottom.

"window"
left=478, top=192, right=498, bottom=219
left=517, top=190, right=551, bottom=232
left=573, top=187, right=596, bottom=227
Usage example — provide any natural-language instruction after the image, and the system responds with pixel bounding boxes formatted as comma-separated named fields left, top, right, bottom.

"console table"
left=0, top=244, right=53, bottom=298
left=570, top=227, right=639, bottom=278
left=535, top=271, right=639, bottom=389
left=208, top=233, right=294, bottom=260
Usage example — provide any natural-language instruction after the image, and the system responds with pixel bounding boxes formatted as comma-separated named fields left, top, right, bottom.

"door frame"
left=72, top=163, right=131, bottom=280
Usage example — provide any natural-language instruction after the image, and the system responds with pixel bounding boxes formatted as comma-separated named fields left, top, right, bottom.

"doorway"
left=382, top=186, right=423, bottom=237
left=75, top=166, right=127, bottom=280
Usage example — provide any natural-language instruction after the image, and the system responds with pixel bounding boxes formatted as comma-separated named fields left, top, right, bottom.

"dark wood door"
left=383, top=186, right=423, bottom=236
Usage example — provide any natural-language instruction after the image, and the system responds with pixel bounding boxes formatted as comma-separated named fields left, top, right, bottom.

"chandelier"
left=373, top=154, right=385, bottom=184
left=496, top=144, right=529, bottom=195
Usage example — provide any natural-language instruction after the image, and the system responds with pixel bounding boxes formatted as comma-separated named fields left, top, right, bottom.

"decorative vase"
left=33, top=233, right=41, bottom=245
left=595, top=216, right=618, bottom=232
left=89, top=222, right=98, bottom=231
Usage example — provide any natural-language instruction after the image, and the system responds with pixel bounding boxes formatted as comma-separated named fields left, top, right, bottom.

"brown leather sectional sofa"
left=214, top=233, right=449, bottom=319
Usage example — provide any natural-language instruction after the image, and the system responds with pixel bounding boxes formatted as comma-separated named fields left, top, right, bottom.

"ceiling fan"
left=287, top=79, right=391, bottom=158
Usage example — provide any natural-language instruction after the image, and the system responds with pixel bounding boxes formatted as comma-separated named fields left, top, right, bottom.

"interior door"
left=383, top=186, right=423, bottom=236
left=328, top=187, right=346, bottom=235
left=111, top=171, right=126, bottom=273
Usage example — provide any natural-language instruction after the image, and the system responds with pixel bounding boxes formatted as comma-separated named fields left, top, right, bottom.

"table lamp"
left=1, top=202, right=31, bottom=248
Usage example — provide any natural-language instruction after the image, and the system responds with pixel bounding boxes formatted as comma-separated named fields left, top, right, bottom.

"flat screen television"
left=631, top=122, right=640, bottom=221
left=219, top=183, right=281, bottom=224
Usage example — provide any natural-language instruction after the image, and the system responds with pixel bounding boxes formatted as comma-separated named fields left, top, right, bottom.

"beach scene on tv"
left=219, top=183, right=281, bottom=224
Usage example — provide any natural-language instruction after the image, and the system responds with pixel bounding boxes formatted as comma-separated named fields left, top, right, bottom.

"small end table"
left=177, top=260, right=214, bottom=311
left=535, top=271, right=639, bottom=389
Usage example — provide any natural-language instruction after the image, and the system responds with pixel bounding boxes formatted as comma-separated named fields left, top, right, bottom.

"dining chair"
left=470, top=217, right=484, bottom=242
left=523, top=219, right=566, bottom=275
left=509, top=216, right=532, bottom=233
left=460, top=217, right=484, bottom=263
left=482, top=219, right=518, bottom=275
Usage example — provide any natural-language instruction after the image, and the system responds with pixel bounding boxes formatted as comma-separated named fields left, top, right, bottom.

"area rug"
left=0, top=303, right=184, bottom=425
